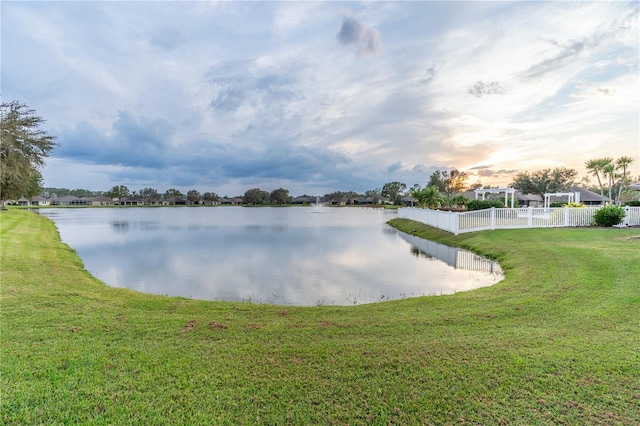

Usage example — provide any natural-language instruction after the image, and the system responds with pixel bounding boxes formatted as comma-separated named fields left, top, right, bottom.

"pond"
left=38, top=206, right=502, bottom=306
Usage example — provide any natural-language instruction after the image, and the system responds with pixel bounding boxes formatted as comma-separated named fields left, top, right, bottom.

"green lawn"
left=2, top=209, right=639, bottom=425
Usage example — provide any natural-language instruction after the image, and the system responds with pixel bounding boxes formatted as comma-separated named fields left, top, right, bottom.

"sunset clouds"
left=2, top=1, right=638, bottom=195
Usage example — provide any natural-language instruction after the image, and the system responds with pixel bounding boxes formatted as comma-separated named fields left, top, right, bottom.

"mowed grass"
left=1, top=209, right=639, bottom=425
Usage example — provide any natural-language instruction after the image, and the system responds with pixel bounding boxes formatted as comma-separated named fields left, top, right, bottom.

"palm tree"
left=416, top=185, right=446, bottom=209
left=615, top=156, right=634, bottom=204
left=585, top=158, right=612, bottom=203
left=603, top=162, right=616, bottom=201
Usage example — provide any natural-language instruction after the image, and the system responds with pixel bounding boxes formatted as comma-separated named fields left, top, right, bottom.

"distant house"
left=220, top=197, right=243, bottom=205
left=401, top=196, right=417, bottom=207
left=516, top=192, right=543, bottom=207
left=291, top=196, right=317, bottom=205
left=52, top=195, right=89, bottom=206
left=119, top=197, right=143, bottom=206
left=31, top=196, right=52, bottom=206
left=353, top=197, right=390, bottom=205
left=543, top=186, right=612, bottom=206
left=569, top=186, right=612, bottom=206
left=17, top=197, right=30, bottom=206
left=201, top=199, right=220, bottom=206
left=91, top=196, right=115, bottom=206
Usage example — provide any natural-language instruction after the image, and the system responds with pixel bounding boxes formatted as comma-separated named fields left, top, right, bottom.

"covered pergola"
left=543, top=192, right=580, bottom=208
left=474, top=188, right=516, bottom=208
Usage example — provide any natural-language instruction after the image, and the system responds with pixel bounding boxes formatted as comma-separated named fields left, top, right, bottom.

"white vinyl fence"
left=398, top=206, right=640, bottom=235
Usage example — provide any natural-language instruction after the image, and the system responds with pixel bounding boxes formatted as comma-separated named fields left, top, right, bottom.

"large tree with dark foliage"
left=428, top=169, right=468, bottom=203
left=381, top=181, right=406, bottom=205
left=510, top=167, right=578, bottom=198
left=270, top=188, right=290, bottom=205
left=243, top=188, right=270, bottom=205
left=1, top=101, right=57, bottom=202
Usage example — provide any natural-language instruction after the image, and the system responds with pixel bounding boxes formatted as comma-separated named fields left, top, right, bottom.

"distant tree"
left=139, top=187, right=159, bottom=203
left=411, top=185, right=445, bottom=209
left=427, top=171, right=446, bottom=193
left=20, top=169, right=44, bottom=200
left=511, top=167, right=578, bottom=199
left=381, top=181, right=407, bottom=205
left=243, top=188, right=270, bottom=205
left=468, top=182, right=483, bottom=191
left=615, top=156, right=634, bottom=204
left=70, top=188, right=97, bottom=198
left=42, top=187, right=66, bottom=197
left=270, top=188, right=290, bottom=205
left=164, top=188, right=184, bottom=199
left=364, top=188, right=382, bottom=204
left=324, top=191, right=361, bottom=205
left=450, top=194, right=470, bottom=208
left=602, top=162, right=617, bottom=201
left=1, top=101, right=57, bottom=202
left=202, top=192, right=219, bottom=203
left=187, top=189, right=202, bottom=204
left=428, top=169, right=468, bottom=204
left=106, top=185, right=131, bottom=199
left=585, top=158, right=611, bottom=203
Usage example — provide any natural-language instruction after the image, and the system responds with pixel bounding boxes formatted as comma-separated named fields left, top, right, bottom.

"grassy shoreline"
left=2, top=209, right=639, bottom=424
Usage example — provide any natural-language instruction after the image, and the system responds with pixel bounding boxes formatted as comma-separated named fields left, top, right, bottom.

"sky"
left=2, top=1, right=639, bottom=197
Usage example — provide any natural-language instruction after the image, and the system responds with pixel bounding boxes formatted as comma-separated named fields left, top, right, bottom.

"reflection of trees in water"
left=410, top=247, right=434, bottom=259
left=112, top=221, right=129, bottom=232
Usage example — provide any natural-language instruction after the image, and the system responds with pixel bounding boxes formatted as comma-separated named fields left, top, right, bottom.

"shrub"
left=593, top=205, right=626, bottom=227
left=467, top=199, right=505, bottom=211
left=624, top=200, right=640, bottom=207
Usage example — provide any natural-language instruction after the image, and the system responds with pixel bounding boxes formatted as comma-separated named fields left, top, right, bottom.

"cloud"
left=468, top=165, right=493, bottom=171
left=571, top=82, right=616, bottom=99
left=4, top=1, right=637, bottom=195
left=55, top=111, right=176, bottom=168
left=337, top=17, right=382, bottom=56
left=387, top=162, right=402, bottom=173
left=522, top=8, right=638, bottom=81
left=53, top=110, right=364, bottom=191
left=420, top=67, right=438, bottom=85
left=522, top=39, right=587, bottom=80
left=468, top=81, right=506, bottom=97
left=473, top=168, right=519, bottom=178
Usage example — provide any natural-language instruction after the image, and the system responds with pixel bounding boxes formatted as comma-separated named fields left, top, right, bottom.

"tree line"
left=2, top=101, right=638, bottom=208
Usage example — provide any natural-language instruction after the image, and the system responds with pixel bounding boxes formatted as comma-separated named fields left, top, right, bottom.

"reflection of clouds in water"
left=327, top=249, right=371, bottom=268
left=42, top=207, right=503, bottom=306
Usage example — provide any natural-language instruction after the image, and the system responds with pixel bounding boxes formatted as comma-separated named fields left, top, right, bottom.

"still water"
left=38, top=206, right=502, bottom=306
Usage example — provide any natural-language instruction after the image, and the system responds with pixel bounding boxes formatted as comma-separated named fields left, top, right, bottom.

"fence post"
left=564, top=206, right=569, bottom=227
left=624, top=206, right=630, bottom=227
left=453, top=211, right=459, bottom=235
left=527, top=207, right=533, bottom=228
left=490, top=207, right=496, bottom=230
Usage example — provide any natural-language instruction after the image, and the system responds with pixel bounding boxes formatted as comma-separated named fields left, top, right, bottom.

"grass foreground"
left=1, top=209, right=639, bottom=425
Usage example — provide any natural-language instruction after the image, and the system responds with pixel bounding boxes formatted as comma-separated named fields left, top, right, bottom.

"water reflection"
left=37, top=207, right=503, bottom=306
left=400, top=233, right=502, bottom=275
left=112, top=221, right=129, bottom=232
